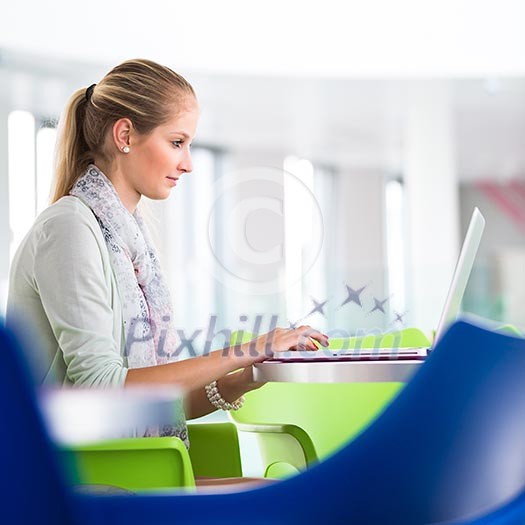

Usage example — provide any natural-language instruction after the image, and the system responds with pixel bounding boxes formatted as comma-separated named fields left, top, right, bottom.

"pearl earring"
left=122, top=146, right=130, bottom=153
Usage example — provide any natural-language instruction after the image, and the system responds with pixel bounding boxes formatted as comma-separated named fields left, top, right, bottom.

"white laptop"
left=269, top=207, right=486, bottom=362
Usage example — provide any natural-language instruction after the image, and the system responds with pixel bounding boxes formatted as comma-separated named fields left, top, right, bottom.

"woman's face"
left=122, top=98, right=199, bottom=203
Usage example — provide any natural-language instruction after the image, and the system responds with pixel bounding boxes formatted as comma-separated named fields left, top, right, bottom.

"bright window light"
left=283, top=155, right=314, bottom=322
left=385, top=179, right=406, bottom=321
left=36, top=126, right=57, bottom=214
left=8, top=110, right=36, bottom=263
left=165, top=146, right=216, bottom=346
left=190, top=147, right=215, bottom=313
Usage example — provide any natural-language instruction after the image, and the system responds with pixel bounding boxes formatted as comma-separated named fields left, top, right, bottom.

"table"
left=253, top=359, right=423, bottom=383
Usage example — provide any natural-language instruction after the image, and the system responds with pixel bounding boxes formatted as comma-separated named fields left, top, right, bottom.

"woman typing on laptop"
left=6, top=59, right=329, bottom=486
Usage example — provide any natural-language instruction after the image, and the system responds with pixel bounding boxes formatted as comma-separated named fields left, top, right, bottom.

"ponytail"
left=52, top=88, right=92, bottom=203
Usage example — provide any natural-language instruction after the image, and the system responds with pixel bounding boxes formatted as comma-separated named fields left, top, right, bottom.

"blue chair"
left=0, top=325, right=76, bottom=523
left=441, top=491, right=525, bottom=525
left=3, top=320, right=525, bottom=525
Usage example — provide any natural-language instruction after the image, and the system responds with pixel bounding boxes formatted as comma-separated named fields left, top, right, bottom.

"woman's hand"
left=209, top=367, right=264, bottom=409
left=229, top=325, right=330, bottom=367
left=233, top=365, right=264, bottom=392
left=212, top=326, right=329, bottom=406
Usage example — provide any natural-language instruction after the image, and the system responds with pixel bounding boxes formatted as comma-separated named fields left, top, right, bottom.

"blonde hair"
left=52, top=59, right=196, bottom=203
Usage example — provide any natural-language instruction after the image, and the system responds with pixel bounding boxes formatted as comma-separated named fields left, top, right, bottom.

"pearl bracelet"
left=205, top=380, right=245, bottom=411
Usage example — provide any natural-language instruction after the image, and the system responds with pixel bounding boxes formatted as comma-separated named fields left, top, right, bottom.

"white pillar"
left=404, top=81, right=460, bottom=333
left=211, top=150, right=288, bottom=332
left=0, top=82, right=10, bottom=316
left=332, top=168, right=388, bottom=334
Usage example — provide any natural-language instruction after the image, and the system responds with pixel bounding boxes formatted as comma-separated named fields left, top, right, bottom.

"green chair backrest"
left=64, top=436, right=196, bottom=491
left=327, top=327, right=431, bottom=350
left=187, top=422, right=243, bottom=478
left=65, top=422, right=244, bottom=490
left=236, top=382, right=403, bottom=459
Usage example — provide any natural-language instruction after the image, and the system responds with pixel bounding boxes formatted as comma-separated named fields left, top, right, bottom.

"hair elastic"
left=85, top=84, right=96, bottom=102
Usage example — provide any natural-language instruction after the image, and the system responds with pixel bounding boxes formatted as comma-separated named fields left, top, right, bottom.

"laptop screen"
left=432, top=207, right=485, bottom=347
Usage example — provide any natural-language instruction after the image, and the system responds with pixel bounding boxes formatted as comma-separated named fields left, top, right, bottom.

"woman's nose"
left=179, top=149, right=193, bottom=173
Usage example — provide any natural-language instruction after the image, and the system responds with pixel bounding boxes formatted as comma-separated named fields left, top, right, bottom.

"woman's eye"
left=172, top=140, right=184, bottom=149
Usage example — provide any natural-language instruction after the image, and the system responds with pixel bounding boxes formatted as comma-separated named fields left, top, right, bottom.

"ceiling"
left=3, top=0, right=525, bottom=77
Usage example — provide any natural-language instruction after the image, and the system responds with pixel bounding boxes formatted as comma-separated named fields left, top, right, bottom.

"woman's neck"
left=92, top=159, right=140, bottom=214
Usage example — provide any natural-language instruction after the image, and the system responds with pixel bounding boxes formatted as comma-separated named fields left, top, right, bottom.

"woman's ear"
left=112, top=118, right=133, bottom=152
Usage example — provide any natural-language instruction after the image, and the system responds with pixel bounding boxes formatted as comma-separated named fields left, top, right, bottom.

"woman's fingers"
left=292, top=325, right=329, bottom=347
left=278, top=325, right=329, bottom=352
left=248, top=325, right=330, bottom=358
left=290, top=338, right=319, bottom=351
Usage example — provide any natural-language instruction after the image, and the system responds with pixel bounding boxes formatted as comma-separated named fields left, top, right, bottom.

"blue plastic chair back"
left=3, top=320, right=525, bottom=524
left=0, top=324, right=74, bottom=524
left=73, top=321, right=525, bottom=525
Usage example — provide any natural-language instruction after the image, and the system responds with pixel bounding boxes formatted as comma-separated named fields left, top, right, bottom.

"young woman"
left=7, top=59, right=329, bottom=451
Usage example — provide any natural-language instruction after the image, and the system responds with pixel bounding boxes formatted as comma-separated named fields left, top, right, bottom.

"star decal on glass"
left=340, top=284, right=367, bottom=308
left=392, top=310, right=407, bottom=324
left=370, top=296, right=389, bottom=314
left=305, top=297, right=328, bottom=317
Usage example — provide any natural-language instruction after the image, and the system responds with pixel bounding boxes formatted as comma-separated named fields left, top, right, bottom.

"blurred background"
left=1, top=0, right=525, bottom=353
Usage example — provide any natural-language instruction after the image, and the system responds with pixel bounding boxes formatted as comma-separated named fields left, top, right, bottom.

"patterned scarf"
left=70, top=164, right=188, bottom=446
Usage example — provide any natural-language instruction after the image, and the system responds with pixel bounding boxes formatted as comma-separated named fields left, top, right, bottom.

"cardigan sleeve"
left=33, top=210, right=128, bottom=387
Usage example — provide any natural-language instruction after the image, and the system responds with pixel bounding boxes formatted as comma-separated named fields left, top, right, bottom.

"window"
left=8, top=110, right=36, bottom=263
left=385, top=179, right=406, bottom=325
left=283, top=156, right=333, bottom=330
left=160, top=146, right=219, bottom=357
left=283, top=155, right=315, bottom=323
left=36, top=124, right=57, bottom=214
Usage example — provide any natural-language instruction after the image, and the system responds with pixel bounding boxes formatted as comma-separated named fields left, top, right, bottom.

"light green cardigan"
left=7, top=196, right=129, bottom=387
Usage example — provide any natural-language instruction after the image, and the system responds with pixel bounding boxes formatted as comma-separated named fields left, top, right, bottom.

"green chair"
left=229, top=328, right=431, bottom=478
left=64, top=422, right=242, bottom=491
